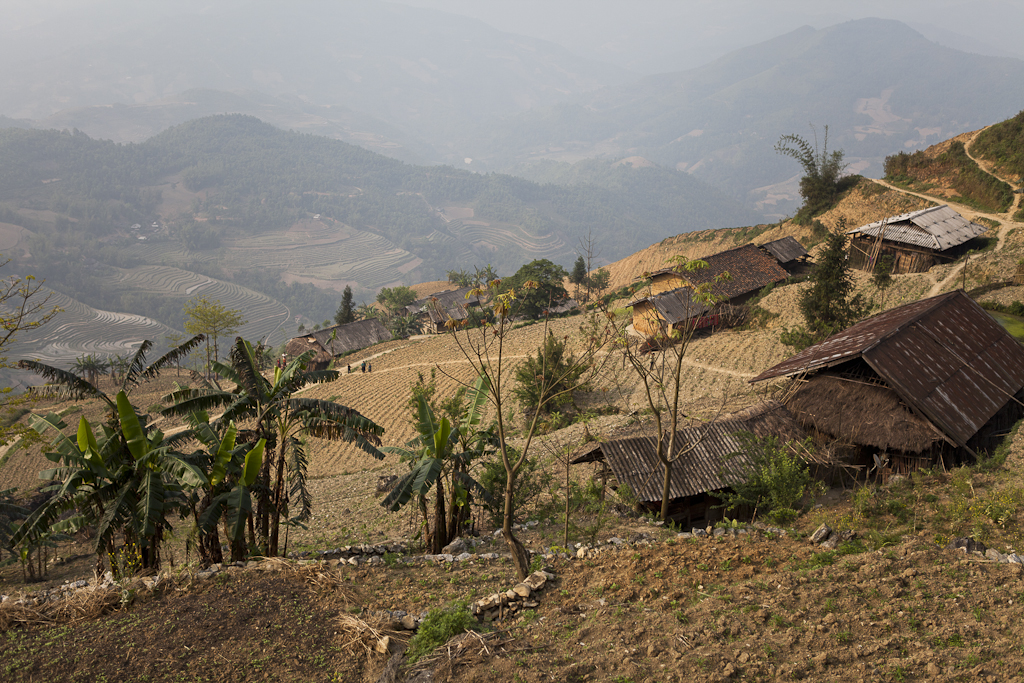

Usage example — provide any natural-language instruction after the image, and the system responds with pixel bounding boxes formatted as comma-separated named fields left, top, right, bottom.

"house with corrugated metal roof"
left=284, top=318, right=391, bottom=369
left=847, top=205, right=988, bottom=274
left=750, top=290, right=1024, bottom=474
left=759, top=236, right=810, bottom=274
left=405, top=286, right=484, bottom=333
left=571, top=402, right=805, bottom=525
left=631, top=243, right=788, bottom=337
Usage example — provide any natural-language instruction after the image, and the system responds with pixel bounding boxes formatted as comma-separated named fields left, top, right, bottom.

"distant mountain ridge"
left=458, top=19, right=1024, bottom=217
left=0, top=115, right=759, bottom=339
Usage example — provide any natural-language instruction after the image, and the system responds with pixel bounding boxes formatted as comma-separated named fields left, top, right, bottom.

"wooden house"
left=847, top=205, right=988, bottom=274
left=750, top=290, right=1024, bottom=474
left=632, top=243, right=788, bottom=336
left=406, top=286, right=484, bottom=333
left=571, top=402, right=804, bottom=525
left=759, top=236, right=810, bottom=275
left=284, top=318, right=391, bottom=368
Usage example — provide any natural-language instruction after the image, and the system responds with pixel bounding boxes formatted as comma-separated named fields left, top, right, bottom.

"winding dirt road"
left=869, top=129, right=1023, bottom=297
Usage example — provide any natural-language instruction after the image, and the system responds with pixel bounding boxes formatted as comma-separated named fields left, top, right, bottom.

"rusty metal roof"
left=847, top=205, right=988, bottom=251
left=576, top=420, right=758, bottom=503
left=760, top=236, right=809, bottom=264
left=750, top=290, right=1024, bottom=447
left=647, top=287, right=714, bottom=324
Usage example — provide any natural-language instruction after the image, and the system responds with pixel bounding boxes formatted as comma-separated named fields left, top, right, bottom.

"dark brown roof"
left=571, top=420, right=757, bottom=503
left=751, top=290, right=1024, bottom=447
left=642, top=243, right=788, bottom=306
left=305, top=318, right=391, bottom=356
left=642, top=287, right=714, bottom=325
left=760, top=236, right=809, bottom=264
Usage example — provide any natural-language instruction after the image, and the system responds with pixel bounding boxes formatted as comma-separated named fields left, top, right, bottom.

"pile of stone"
left=471, top=569, right=555, bottom=623
left=945, top=537, right=1024, bottom=565
left=808, top=523, right=856, bottom=549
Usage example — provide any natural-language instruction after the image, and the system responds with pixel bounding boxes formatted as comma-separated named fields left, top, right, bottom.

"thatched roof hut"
left=752, top=290, right=1024, bottom=467
left=784, top=374, right=941, bottom=453
left=283, top=335, right=333, bottom=371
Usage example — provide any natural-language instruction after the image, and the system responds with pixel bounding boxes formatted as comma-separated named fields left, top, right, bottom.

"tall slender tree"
left=334, top=285, right=356, bottom=325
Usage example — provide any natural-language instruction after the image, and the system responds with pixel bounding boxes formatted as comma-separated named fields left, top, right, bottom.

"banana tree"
left=184, top=414, right=265, bottom=563
left=162, top=337, right=384, bottom=557
left=382, top=374, right=495, bottom=553
left=13, top=390, right=203, bottom=573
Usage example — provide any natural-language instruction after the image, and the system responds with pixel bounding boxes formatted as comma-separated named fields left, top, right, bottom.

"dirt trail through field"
left=871, top=129, right=1024, bottom=297
left=323, top=348, right=755, bottom=381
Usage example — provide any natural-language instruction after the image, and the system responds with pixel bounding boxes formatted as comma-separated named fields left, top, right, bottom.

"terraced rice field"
left=445, top=219, right=566, bottom=258
left=99, top=265, right=294, bottom=345
left=119, top=240, right=220, bottom=266
left=224, top=221, right=419, bottom=288
left=294, top=302, right=799, bottom=482
left=4, top=287, right=179, bottom=367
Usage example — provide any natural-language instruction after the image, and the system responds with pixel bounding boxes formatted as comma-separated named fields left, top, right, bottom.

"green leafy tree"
left=334, top=285, right=356, bottom=325
left=513, top=332, right=588, bottom=414
left=500, top=259, right=569, bottom=319
left=872, top=254, right=895, bottom=307
left=775, top=125, right=849, bottom=222
left=183, top=296, right=247, bottom=376
left=389, top=313, right=423, bottom=339
left=587, top=268, right=611, bottom=300
left=376, top=286, right=418, bottom=315
left=569, top=255, right=587, bottom=300
left=15, top=337, right=205, bottom=573
left=381, top=375, right=495, bottom=553
left=355, top=302, right=378, bottom=321
left=781, top=220, right=866, bottom=350
left=182, top=415, right=265, bottom=564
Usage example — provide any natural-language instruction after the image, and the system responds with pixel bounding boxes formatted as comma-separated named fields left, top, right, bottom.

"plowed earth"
left=3, top=530, right=1024, bottom=682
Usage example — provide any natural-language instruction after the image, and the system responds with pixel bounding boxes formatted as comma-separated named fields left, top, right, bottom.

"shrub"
left=406, top=600, right=479, bottom=663
left=718, top=435, right=814, bottom=525
left=478, top=453, right=548, bottom=527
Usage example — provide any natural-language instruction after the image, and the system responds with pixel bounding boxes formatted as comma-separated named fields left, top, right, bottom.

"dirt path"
left=871, top=129, right=1024, bottom=297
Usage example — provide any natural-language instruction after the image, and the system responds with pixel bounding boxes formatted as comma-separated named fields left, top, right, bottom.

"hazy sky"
left=2, top=0, right=1021, bottom=74
left=391, top=0, right=1024, bottom=70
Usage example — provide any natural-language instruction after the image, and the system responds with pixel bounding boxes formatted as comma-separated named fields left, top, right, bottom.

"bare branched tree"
left=438, top=281, right=623, bottom=580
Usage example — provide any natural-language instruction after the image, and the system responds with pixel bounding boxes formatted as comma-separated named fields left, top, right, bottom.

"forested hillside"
left=0, top=115, right=760, bottom=350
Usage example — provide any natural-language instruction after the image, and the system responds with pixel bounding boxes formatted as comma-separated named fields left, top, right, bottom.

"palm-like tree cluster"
left=11, top=336, right=384, bottom=575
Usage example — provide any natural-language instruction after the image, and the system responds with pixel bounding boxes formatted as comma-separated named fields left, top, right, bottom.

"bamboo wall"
left=848, top=237, right=938, bottom=274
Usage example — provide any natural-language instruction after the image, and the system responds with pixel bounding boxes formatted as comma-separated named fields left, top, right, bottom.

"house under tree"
left=284, top=318, right=391, bottom=369
left=631, top=243, right=789, bottom=337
